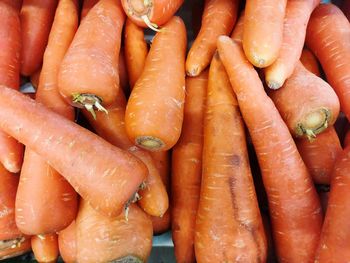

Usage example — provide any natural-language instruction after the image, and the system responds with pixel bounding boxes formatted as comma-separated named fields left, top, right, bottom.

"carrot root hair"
left=296, top=108, right=330, bottom=140
left=136, top=136, right=165, bottom=151
left=125, top=0, right=160, bottom=32
left=72, top=93, right=108, bottom=119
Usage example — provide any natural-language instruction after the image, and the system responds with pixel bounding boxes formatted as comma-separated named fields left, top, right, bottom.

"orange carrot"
left=269, top=62, right=340, bottom=139
left=172, top=70, right=207, bottom=263
left=0, top=237, right=31, bottom=260
left=296, top=127, right=342, bottom=185
left=306, top=4, right=350, bottom=121
left=118, top=49, right=130, bottom=96
left=76, top=201, right=153, bottom=263
left=217, top=36, right=322, bottom=262
left=195, top=53, right=267, bottom=262
left=20, top=0, right=58, bottom=76
left=186, top=0, right=239, bottom=77
left=300, top=48, right=321, bottom=77
left=80, top=0, right=99, bottom=20
left=125, top=16, right=187, bottom=151
left=264, top=0, right=320, bottom=89
left=31, top=234, right=59, bottom=263
left=124, top=18, right=148, bottom=89
left=243, top=0, right=287, bottom=68
left=58, top=0, right=125, bottom=115
left=58, top=221, right=76, bottom=263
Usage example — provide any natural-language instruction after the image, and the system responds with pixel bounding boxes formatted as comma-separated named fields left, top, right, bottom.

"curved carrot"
left=306, top=4, right=350, bottom=121
left=172, top=70, right=207, bottom=263
left=269, top=62, right=340, bottom=139
left=264, top=0, right=320, bottom=89
left=300, top=48, right=321, bottom=77
left=58, top=0, right=125, bottom=116
left=0, top=85, right=148, bottom=217
left=0, top=237, right=31, bottom=260
left=217, top=36, right=322, bottom=262
left=296, top=127, right=342, bottom=185
left=243, top=0, right=287, bottom=68
left=20, top=0, right=58, bottom=76
left=31, top=234, right=59, bottom=263
left=76, top=201, right=153, bottom=263
left=58, top=221, right=76, bottom=263
left=124, top=18, right=148, bottom=89
left=185, top=0, right=239, bottom=77
left=80, top=0, right=99, bottom=20
left=125, top=16, right=187, bottom=151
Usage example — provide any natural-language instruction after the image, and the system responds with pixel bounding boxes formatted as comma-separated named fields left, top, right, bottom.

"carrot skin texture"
left=306, top=4, right=350, bottom=121
left=172, top=71, right=207, bottom=263
left=125, top=16, right=187, bottom=151
left=81, top=0, right=99, bottom=20
left=58, top=221, right=77, bottom=263
left=185, top=0, right=239, bottom=76
left=31, top=234, right=59, bottom=263
left=217, top=36, right=323, bottom=262
left=20, top=0, right=58, bottom=76
left=0, top=237, right=31, bottom=260
left=264, top=0, right=320, bottom=89
left=300, top=48, right=321, bottom=77
left=0, top=85, right=148, bottom=218
left=243, top=0, right=287, bottom=68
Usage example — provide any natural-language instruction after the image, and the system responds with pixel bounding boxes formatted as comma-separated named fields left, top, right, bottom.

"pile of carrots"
left=1, top=0, right=350, bottom=262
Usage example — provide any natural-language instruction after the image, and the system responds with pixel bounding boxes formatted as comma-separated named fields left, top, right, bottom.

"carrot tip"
left=296, top=108, right=331, bottom=140
left=267, top=80, right=282, bottom=90
left=136, top=136, right=164, bottom=150
left=112, top=255, right=144, bottom=263
left=186, top=67, right=199, bottom=77
left=141, top=15, right=161, bottom=32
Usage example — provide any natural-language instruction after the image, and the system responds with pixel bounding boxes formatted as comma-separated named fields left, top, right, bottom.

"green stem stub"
left=111, top=255, right=144, bottom=263
left=72, top=93, right=108, bottom=119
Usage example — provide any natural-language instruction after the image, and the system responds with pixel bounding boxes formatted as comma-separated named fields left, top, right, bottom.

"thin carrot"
left=125, top=16, right=187, bottom=151
left=0, top=237, right=31, bottom=260
left=20, top=0, right=58, bottom=76
left=185, top=0, right=239, bottom=77
left=243, top=0, right=287, bottom=68
left=300, top=48, right=321, bottom=77
left=124, top=18, right=148, bottom=89
left=58, top=221, right=76, bottom=263
left=58, top=0, right=125, bottom=116
left=269, top=62, right=340, bottom=139
left=76, top=201, right=153, bottom=263
left=31, top=234, right=59, bottom=263
left=306, top=3, right=350, bottom=121
left=217, top=36, right=322, bottom=262
left=264, top=0, right=320, bottom=89
left=80, top=0, right=99, bottom=20
left=118, top=49, right=130, bottom=96
left=172, top=70, right=208, bottom=263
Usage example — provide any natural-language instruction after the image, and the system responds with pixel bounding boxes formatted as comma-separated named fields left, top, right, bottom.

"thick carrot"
left=31, top=234, right=59, bottom=263
left=296, top=127, right=342, bottom=185
left=76, top=201, right=153, bottom=263
left=58, top=0, right=125, bottom=115
left=300, top=48, right=321, bottom=77
left=80, top=0, right=99, bottom=20
left=217, top=36, right=322, bottom=262
left=125, top=16, right=187, bottom=151
left=124, top=18, right=148, bottom=89
left=0, top=237, right=31, bottom=260
left=243, top=0, right=287, bottom=68
left=264, top=0, right=320, bottom=89
left=172, top=70, right=207, bottom=263
left=185, top=0, right=239, bottom=77
left=121, top=0, right=184, bottom=30
left=20, top=0, right=58, bottom=76
left=0, top=85, right=148, bottom=217
left=269, top=62, right=340, bottom=139
left=306, top=4, right=350, bottom=121
left=58, top=221, right=76, bottom=263
left=118, top=49, right=130, bottom=96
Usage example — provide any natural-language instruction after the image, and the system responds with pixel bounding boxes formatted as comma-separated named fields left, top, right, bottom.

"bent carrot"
left=58, top=221, right=76, bottom=263
left=172, top=70, right=207, bottom=263
left=58, top=0, right=125, bottom=115
left=300, top=48, right=321, bottom=77
left=0, top=237, right=31, bottom=260
left=80, top=0, right=99, bottom=20
left=0, top=85, right=148, bottom=217
left=306, top=4, right=350, bottom=121
left=243, top=0, right=287, bottom=68
left=269, top=62, right=340, bottom=139
left=217, top=36, right=322, bottom=262
left=76, top=201, right=153, bottom=263
left=125, top=16, right=187, bottom=151
left=20, top=0, right=58, bottom=76
left=185, top=0, right=239, bottom=77
left=31, top=234, right=59, bottom=263
left=264, top=0, right=320, bottom=89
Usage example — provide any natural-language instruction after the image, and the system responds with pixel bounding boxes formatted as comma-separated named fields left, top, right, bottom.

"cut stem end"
left=296, top=108, right=331, bottom=140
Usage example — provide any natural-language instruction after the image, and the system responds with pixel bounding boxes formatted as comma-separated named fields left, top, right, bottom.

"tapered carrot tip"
left=112, top=255, right=144, bottom=263
left=186, top=66, right=200, bottom=77
left=136, top=136, right=164, bottom=151
left=267, top=80, right=282, bottom=90
left=72, top=93, right=108, bottom=119
left=296, top=108, right=330, bottom=140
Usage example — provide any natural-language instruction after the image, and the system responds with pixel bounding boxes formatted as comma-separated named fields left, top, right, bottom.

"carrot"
left=0, top=85, right=148, bottom=217
left=230, top=11, right=244, bottom=41
left=118, top=49, right=130, bottom=96
left=0, top=237, right=31, bottom=260
left=58, top=0, right=125, bottom=116
left=76, top=201, right=153, bottom=263
left=217, top=36, right=322, bottom=262
left=58, top=221, right=76, bottom=263
left=80, top=0, right=99, bottom=20
left=269, top=62, right=340, bottom=139
left=314, top=147, right=350, bottom=262
left=124, top=18, right=148, bottom=89
left=30, top=68, right=41, bottom=90
left=125, top=16, right=187, bottom=151
left=121, top=0, right=184, bottom=31
left=300, top=48, right=321, bottom=77
left=264, top=0, right=320, bottom=89
left=172, top=70, right=207, bottom=263
left=20, top=0, right=58, bottom=76
left=31, top=234, right=59, bottom=263
left=243, top=0, right=287, bottom=68
left=185, top=0, right=239, bottom=77
left=306, top=4, right=350, bottom=121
